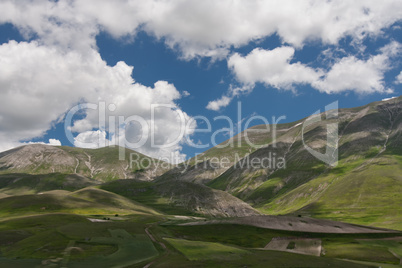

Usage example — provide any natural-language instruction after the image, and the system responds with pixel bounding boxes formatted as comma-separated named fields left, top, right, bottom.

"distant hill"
left=0, top=145, right=168, bottom=182
left=159, top=120, right=302, bottom=184
left=101, top=179, right=260, bottom=218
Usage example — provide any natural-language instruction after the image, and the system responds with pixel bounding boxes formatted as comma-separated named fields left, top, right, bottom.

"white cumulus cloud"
left=0, top=0, right=401, bottom=59
left=208, top=42, right=401, bottom=110
left=313, top=42, right=401, bottom=94
left=313, top=56, right=388, bottom=94
left=206, top=96, right=232, bottom=112
left=25, top=139, right=62, bottom=146
left=74, top=131, right=108, bottom=149
left=396, top=71, right=402, bottom=84
left=207, top=47, right=322, bottom=110
left=0, top=41, right=193, bottom=162
left=228, top=47, right=322, bottom=89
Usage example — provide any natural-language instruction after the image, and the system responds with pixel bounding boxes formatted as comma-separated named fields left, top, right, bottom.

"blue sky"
left=0, top=1, right=401, bottom=162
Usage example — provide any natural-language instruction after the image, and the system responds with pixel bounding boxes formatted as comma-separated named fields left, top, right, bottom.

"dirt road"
left=143, top=225, right=169, bottom=268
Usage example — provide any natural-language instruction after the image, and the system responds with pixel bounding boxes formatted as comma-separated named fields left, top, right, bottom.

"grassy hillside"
left=0, top=187, right=160, bottom=218
left=207, top=96, right=402, bottom=230
left=262, top=155, right=402, bottom=230
left=0, top=173, right=96, bottom=195
left=70, top=187, right=161, bottom=215
left=101, top=179, right=260, bottom=217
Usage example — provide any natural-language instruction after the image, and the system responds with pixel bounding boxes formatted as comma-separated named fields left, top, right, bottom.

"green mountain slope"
left=0, top=173, right=96, bottom=196
left=0, top=186, right=160, bottom=217
left=264, top=155, right=402, bottom=230
left=206, top=96, right=402, bottom=229
left=101, top=179, right=260, bottom=218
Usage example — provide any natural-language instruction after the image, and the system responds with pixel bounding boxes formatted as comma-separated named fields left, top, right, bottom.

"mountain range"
left=0, top=96, right=401, bottom=229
